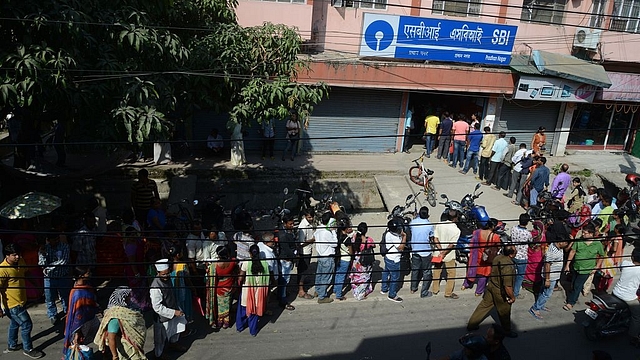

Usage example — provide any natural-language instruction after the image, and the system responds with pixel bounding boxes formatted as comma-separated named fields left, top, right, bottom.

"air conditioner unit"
left=573, top=27, right=602, bottom=51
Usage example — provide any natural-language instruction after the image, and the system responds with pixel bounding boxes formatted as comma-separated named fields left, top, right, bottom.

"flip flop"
left=297, top=293, right=313, bottom=299
left=529, top=308, right=543, bottom=320
left=283, top=304, right=296, bottom=311
left=542, top=307, right=552, bottom=312
left=562, top=304, right=573, bottom=311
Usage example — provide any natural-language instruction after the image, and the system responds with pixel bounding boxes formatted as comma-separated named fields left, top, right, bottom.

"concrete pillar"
left=396, top=91, right=410, bottom=152
left=554, top=102, right=575, bottom=157
left=483, top=96, right=500, bottom=131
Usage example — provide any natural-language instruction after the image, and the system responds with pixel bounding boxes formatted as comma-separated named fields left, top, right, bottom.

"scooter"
left=583, top=292, right=631, bottom=342
left=439, top=183, right=489, bottom=264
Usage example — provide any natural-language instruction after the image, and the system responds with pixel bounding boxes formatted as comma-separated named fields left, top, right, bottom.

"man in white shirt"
left=432, top=210, right=461, bottom=299
left=612, top=248, right=640, bottom=344
left=297, top=210, right=315, bottom=299
left=510, top=213, right=532, bottom=298
left=150, top=259, right=187, bottom=359
left=314, top=212, right=337, bottom=304
left=504, top=144, right=529, bottom=200
left=206, top=128, right=224, bottom=156
left=381, top=219, right=407, bottom=303
left=258, top=232, right=279, bottom=279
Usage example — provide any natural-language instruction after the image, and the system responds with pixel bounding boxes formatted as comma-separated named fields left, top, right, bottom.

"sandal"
left=529, top=308, right=543, bottom=320
left=297, top=293, right=313, bottom=299
left=542, top=307, right=551, bottom=312
left=283, top=304, right=296, bottom=311
left=562, top=304, right=573, bottom=311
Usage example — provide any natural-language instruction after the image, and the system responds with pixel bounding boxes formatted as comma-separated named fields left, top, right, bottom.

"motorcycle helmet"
left=387, top=218, right=402, bottom=234
left=448, top=200, right=463, bottom=213
left=626, top=173, right=640, bottom=187
left=459, top=334, right=488, bottom=355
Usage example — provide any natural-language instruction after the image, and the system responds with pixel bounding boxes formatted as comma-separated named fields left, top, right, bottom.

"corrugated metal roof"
left=509, top=54, right=542, bottom=75
left=532, top=50, right=612, bottom=88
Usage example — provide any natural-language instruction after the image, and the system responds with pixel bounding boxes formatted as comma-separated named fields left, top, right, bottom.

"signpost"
left=359, top=13, right=518, bottom=66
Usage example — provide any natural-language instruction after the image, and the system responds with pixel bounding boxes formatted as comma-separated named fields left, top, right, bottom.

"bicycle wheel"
left=409, top=166, right=425, bottom=186
left=426, top=182, right=437, bottom=207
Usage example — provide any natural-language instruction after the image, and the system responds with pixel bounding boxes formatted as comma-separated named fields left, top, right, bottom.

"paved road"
left=3, top=156, right=638, bottom=360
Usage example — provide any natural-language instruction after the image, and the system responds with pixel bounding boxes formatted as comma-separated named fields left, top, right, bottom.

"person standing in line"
left=467, top=245, right=519, bottom=339
left=380, top=219, right=407, bottom=303
left=484, top=131, right=507, bottom=187
left=531, top=126, right=546, bottom=156
left=478, top=127, right=496, bottom=182
left=63, top=266, right=100, bottom=357
left=611, top=248, right=640, bottom=346
left=38, top=232, right=71, bottom=326
left=236, top=245, right=270, bottom=337
left=282, top=112, right=301, bottom=161
left=0, top=244, right=44, bottom=358
left=460, top=123, right=483, bottom=176
left=563, top=223, right=605, bottom=311
left=529, top=157, right=550, bottom=207
left=513, top=151, right=534, bottom=207
left=450, top=115, right=470, bottom=169
left=423, top=112, right=440, bottom=158
left=432, top=210, right=461, bottom=299
left=277, top=214, right=297, bottom=310
left=503, top=144, right=528, bottom=201
left=261, top=118, right=276, bottom=160
left=296, top=210, right=315, bottom=299
left=495, top=137, right=516, bottom=191
left=529, top=240, right=569, bottom=319
left=150, top=259, right=187, bottom=359
left=437, top=112, right=454, bottom=162
left=314, top=212, right=338, bottom=304
left=551, top=163, right=571, bottom=202
left=402, top=106, right=414, bottom=154
left=409, top=207, right=434, bottom=298
left=510, top=213, right=531, bottom=298
left=130, top=168, right=159, bottom=229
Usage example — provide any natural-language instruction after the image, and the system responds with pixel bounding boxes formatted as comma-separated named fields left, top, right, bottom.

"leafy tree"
left=0, top=0, right=326, bottom=145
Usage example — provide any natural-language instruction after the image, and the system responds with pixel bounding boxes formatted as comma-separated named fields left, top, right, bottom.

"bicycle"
left=408, top=152, right=437, bottom=207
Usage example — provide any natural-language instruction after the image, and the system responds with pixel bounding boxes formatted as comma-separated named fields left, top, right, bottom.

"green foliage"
left=0, top=0, right=325, bottom=144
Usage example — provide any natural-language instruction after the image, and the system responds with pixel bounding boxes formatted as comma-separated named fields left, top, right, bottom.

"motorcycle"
left=583, top=292, right=631, bottom=342
left=527, top=182, right=564, bottom=224
left=315, top=185, right=343, bottom=216
left=271, top=188, right=294, bottom=225
left=439, top=183, right=490, bottom=264
left=387, top=192, right=419, bottom=276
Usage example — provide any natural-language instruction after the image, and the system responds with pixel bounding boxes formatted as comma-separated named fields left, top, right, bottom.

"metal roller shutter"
left=304, top=87, right=403, bottom=152
left=497, top=99, right=560, bottom=154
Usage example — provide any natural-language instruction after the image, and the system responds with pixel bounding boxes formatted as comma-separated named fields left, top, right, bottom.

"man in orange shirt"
left=450, top=115, right=470, bottom=169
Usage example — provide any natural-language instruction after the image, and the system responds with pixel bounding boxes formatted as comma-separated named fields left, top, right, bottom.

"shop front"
left=567, top=72, right=640, bottom=151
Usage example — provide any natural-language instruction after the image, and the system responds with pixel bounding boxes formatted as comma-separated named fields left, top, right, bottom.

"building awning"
left=598, top=72, right=640, bottom=102
left=531, top=50, right=612, bottom=88
left=509, top=54, right=542, bottom=75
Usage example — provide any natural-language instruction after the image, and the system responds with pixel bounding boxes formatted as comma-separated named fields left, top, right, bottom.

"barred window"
left=610, top=0, right=640, bottom=33
left=432, top=0, right=482, bottom=17
left=520, top=0, right=567, bottom=25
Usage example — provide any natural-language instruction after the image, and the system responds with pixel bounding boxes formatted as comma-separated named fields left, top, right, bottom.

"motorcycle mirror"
left=405, top=194, right=413, bottom=202
left=333, top=186, right=341, bottom=192
left=283, top=188, right=289, bottom=195
left=193, top=200, right=199, bottom=206
left=475, top=183, right=481, bottom=191
left=440, top=194, right=447, bottom=199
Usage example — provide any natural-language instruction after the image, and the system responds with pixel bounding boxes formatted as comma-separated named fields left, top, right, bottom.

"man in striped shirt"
left=131, top=169, right=159, bottom=228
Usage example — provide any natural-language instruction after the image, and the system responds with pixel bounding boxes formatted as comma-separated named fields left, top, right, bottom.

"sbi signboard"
left=359, top=13, right=518, bottom=66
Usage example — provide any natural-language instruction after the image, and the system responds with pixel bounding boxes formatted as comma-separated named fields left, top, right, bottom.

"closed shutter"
left=497, top=99, right=560, bottom=154
left=304, top=87, right=403, bottom=152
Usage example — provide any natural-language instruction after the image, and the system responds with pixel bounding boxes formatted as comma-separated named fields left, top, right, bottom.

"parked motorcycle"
left=316, top=185, right=343, bottom=216
left=439, top=183, right=490, bottom=264
left=527, top=182, right=563, bottom=224
left=271, top=188, right=294, bottom=225
left=584, top=292, right=631, bottom=342
left=387, top=192, right=419, bottom=276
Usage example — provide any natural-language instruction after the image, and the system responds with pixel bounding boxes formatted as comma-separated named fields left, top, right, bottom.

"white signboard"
left=514, top=75, right=596, bottom=103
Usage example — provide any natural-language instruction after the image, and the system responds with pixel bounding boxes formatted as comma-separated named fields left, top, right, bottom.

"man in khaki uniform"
left=467, top=245, right=518, bottom=338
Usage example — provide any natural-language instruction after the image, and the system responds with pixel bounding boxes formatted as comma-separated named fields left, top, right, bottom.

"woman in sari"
left=462, top=218, right=500, bottom=296
left=229, top=121, right=246, bottom=167
left=205, top=246, right=237, bottom=329
left=522, top=220, right=546, bottom=295
left=64, top=266, right=100, bottom=357
left=167, top=247, right=195, bottom=324
left=236, top=244, right=269, bottom=336
left=94, top=286, right=146, bottom=360
left=349, top=222, right=375, bottom=301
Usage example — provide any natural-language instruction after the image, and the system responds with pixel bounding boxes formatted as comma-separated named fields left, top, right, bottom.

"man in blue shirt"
left=530, top=156, right=550, bottom=206
left=409, top=206, right=435, bottom=298
left=484, top=131, right=508, bottom=187
left=460, top=123, right=483, bottom=175
left=437, top=112, right=454, bottom=162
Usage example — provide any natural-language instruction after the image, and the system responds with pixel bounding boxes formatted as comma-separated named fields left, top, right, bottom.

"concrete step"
left=374, top=175, right=425, bottom=218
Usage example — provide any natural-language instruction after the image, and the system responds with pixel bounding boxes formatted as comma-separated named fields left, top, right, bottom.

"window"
left=520, top=0, right=567, bottom=25
left=432, top=0, right=482, bottom=17
left=266, top=0, right=306, bottom=2
left=610, top=0, right=640, bottom=33
left=331, top=0, right=387, bottom=9
left=590, top=0, right=607, bottom=27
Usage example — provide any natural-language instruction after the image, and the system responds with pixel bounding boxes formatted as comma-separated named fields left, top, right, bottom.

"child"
left=567, top=177, right=586, bottom=213
left=586, top=186, right=599, bottom=208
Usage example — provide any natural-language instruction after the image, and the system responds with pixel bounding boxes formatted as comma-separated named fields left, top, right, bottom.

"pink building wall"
left=236, top=0, right=640, bottom=63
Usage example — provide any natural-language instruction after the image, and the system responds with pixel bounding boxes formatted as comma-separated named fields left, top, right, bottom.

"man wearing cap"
left=150, top=259, right=187, bottom=360
left=0, top=244, right=44, bottom=358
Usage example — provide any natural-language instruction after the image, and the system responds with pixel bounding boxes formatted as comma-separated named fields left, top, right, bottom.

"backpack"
left=359, top=239, right=376, bottom=267
left=379, top=230, right=390, bottom=257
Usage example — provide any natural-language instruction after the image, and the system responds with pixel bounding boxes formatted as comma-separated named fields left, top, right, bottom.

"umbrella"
left=0, top=192, right=62, bottom=219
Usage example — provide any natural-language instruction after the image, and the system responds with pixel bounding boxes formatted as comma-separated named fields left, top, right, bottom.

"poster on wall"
left=359, top=13, right=518, bottom=66
left=514, top=75, right=596, bottom=103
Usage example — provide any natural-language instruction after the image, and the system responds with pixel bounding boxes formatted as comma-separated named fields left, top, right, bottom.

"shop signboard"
left=514, top=75, right=596, bottom=103
left=598, top=72, right=640, bottom=102
left=359, top=13, right=518, bottom=66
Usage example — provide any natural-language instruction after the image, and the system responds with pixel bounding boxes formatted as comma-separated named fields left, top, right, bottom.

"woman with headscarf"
left=94, top=286, right=146, bottom=360
left=64, top=266, right=100, bottom=357
left=236, top=244, right=270, bottom=336
left=205, top=246, right=237, bottom=329
left=462, top=219, right=501, bottom=296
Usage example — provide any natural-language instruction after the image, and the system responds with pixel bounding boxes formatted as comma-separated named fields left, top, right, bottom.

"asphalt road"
left=2, top=158, right=638, bottom=360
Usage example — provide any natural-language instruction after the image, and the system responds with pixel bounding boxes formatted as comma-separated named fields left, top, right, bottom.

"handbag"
left=65, top=345, right=94, bottom=360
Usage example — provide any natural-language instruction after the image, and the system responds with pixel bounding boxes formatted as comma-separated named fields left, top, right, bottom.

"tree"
left=0, top=0, right=326, bottom=146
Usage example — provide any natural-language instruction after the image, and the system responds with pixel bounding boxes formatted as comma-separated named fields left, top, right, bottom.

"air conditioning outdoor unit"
left=573, top=27, right=602, bottom=51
